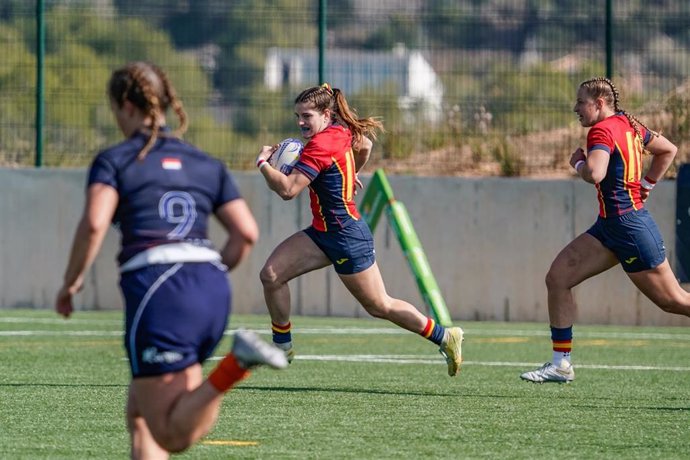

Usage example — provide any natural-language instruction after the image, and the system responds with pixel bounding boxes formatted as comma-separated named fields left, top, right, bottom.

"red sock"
left=208, top=354, right=250, bottom=393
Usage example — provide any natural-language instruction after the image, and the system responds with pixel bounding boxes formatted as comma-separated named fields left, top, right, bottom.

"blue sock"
left=422, top=318, right=446, bottom=345
left=272, top=321, right=292, bottom=344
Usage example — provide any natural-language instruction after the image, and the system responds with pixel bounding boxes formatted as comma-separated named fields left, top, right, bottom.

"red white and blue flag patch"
left=162, top=158, right=182, bottom=170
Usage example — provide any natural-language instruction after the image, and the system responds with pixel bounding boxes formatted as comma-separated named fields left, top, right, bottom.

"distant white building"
left=264, top=47, right=444, bottom=123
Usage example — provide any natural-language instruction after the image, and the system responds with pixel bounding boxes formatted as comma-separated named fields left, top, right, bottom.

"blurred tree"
left=362, top=14, right=420, bottom=50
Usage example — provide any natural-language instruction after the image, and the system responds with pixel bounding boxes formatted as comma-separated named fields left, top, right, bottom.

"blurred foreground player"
left=56, top=61, right=287, bottom=458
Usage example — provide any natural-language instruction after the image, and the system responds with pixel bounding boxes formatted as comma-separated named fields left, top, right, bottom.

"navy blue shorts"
left=120, top=261, right=231, bottom=378
left=586, top=208, right=666, bottom=273
left=303, top=219, right=376, bottom=275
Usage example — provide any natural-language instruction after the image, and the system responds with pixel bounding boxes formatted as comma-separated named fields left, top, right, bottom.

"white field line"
left=1, top=324, right=690, bottom=341
left=227, top=327, right=690, bottom=341
left=0, top=317, right=121, bottom=325
left=206, top=354, right=690, bottom=372
left=5, top=322, right=684, bottom=372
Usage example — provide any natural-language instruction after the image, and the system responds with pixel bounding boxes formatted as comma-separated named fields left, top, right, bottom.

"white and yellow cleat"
left=520, top=360, right=574, bottom=383
left=274, top=341, right=294, bottom=364
left=439, top=327, right=464, bottom=376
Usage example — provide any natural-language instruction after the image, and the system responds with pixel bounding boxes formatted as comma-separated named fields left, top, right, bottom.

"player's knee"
left=545, top=268, right=562, bottom=291
left=359, top=298, right=391, bottom=319
left=545, top=263, right=576, bottom=291
left=156, top=433, right=194, bottom=454
left=656, top=296, right=690, bottom=316
left=150, top=423, right=201, bottom=454
left=657, top=299, right=678, bottom=314
left=259, top=263, right=279, bottom=288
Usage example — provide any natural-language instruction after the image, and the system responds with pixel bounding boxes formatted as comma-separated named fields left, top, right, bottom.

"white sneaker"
left=520, top=361, right=574, bottom=383
left=232, top=329, right=288, bottom=370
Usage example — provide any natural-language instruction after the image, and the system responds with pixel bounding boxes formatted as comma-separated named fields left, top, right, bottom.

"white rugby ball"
left=269, top=138, right=304, bottom=175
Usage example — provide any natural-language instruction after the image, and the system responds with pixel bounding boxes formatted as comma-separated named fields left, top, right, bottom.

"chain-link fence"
left=2, top=1, right=690, bottom=175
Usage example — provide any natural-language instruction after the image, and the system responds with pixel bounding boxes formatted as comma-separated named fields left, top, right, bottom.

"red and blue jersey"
left=292, top=124, right=361, bottom=232
left=587, top=114, right=652, bottom=218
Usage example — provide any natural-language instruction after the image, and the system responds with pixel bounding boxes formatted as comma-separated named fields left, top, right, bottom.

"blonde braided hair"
left=108, top=62, right=189, bottom=160
left=579, top=77, right=658, bottom=152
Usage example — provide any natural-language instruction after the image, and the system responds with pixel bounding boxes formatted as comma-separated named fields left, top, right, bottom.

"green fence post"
left=605, top=0, right=613, bottom=79
left=35, top=0, right=45, bottom=167
left=318, top=0, right=327, bottom=84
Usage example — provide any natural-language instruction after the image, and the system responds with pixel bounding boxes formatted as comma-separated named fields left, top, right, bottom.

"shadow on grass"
left=239, top=384, right=488, bottom=398
left=571, top=404, right=690, bottom=412
left=0, top=382, right=126, bottom=388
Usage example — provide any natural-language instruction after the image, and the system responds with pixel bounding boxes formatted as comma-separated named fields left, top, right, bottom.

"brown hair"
left=579, top=77, right=658, bottom=147
left=294, top=83, right=384, bottom=145
left=108, top=62, right=188, bottom=160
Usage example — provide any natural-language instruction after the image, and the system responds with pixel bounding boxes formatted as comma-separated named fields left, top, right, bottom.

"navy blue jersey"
left=88, top=130, right=241, bottom=265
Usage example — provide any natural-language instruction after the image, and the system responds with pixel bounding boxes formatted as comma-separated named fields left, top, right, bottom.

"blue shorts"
left=120, top=261, right=231, bottom=378
left=586, top=208, right=666, bottom=273
left=303, top=219, right=376, bottom=275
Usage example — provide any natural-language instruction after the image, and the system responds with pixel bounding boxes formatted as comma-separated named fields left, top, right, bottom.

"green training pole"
left=386, top=201, right=452, bottom=327
left=359, top=169, right=395, bottom=232
left=359, top=169, right=452, bottom=326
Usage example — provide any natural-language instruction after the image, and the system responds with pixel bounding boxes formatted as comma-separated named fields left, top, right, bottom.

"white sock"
left=552, top=351, right=571, bottom=366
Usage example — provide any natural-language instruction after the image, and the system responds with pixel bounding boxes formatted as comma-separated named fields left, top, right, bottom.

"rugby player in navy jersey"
left=255, top=83, right=465, bottom=377
left=521, top=77, right=690, bottom=383
left=55, top=61, right=287, bottom=458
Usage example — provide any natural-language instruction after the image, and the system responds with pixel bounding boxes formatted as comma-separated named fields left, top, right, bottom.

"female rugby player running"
left=56, top=61, right=287, bottom=459
left=255, top=83, right=464, bottom=377
left=521, top=77, right=690, bottom=383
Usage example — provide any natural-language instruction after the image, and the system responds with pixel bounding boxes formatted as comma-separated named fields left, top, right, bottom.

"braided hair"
left=108, top=62, right=189, bottom=160
left=579, top=77, right=658, bottom=150
left=294, top=83, right=384, bottom=145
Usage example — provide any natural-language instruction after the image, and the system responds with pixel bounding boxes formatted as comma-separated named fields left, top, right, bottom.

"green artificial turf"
left=1, top=310, right=688, bottom=459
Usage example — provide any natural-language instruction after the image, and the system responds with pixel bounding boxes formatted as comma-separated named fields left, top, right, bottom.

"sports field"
left=1, top=309, right=688, bottom=459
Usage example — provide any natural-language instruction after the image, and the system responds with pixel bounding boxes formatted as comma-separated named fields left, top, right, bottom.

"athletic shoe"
left=274, top=341, right=295, bottom=364
left=520, top=361, right=574, bottom=383
left=439, top=327, right=464, bottom=376
left=232, top=329, right=288, bottom=370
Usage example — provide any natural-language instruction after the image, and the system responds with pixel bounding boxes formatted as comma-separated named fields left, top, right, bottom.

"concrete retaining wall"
left=1, top=168, right=688, bottom=327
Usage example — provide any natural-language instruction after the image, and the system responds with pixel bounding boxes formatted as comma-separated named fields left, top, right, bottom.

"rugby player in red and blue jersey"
left=256, top=83, right=464, bottom=377
left=55, top=62, right=286, bottom=458
left=521, top=77, right=690, bottom=383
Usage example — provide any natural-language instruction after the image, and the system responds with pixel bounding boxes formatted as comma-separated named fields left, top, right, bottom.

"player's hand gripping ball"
left=269, top=138, right=304, bottom=175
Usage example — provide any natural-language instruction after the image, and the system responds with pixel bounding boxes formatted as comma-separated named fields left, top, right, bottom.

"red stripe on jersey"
left=309, top=187, right=328, bottom=232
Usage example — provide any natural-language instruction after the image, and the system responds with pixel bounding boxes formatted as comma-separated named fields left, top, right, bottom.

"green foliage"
left=2, top=6, right=236, bottom=166
left=215, top=0, right=317, bottom=98
left=2, top=2, right=690, bottom=173
left=492, top=135, right=523, bottom=177
left=362, top=14, right=420, bottom=50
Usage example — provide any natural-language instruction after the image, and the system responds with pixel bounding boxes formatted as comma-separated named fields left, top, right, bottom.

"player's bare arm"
left=574, top=148, right=609, bottom=184
left=352, top=136, right=373, bottom=172
left=56, top=183, right=118, bottom=317
left=215, top=199, right=259, bottom=270
left=644, top=134, right=678, bottom=182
